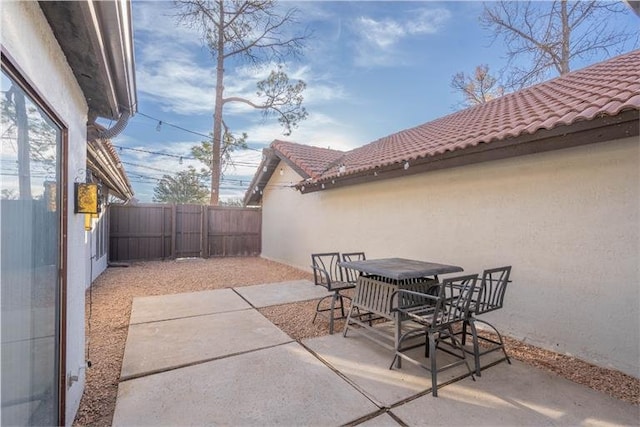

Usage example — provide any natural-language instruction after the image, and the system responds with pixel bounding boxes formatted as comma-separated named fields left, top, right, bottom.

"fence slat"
left=109, top=204, right=261, bottom=261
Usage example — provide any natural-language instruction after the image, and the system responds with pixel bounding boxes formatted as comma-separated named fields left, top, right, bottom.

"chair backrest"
left=341, top=252, right=366, bottom=283
left=474, top=266, right=511, bottom=315
left=311, top=252, right=343, bottom=290
left=431, top=274, right=478, bottom=329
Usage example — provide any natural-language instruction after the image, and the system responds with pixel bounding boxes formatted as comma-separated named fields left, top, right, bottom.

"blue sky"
left=110, top=1, right=638, bottom=203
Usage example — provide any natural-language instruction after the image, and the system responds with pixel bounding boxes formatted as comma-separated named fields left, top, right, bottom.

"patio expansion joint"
left=119, top=340, right=294, bottom=383
left=297, top=339, right=385, bottom=410
left=231, top=287, right=257, bottom=309
left=385, top=368, right=476, bottom=411
left=342, top=408, right=410, bottom=427
left=129, top=307, right=255, bottom=326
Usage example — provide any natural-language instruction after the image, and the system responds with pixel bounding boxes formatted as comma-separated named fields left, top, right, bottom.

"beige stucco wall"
left=2, top=2, right=90, bottom=423
left=261, top=136, right=640, bottom=377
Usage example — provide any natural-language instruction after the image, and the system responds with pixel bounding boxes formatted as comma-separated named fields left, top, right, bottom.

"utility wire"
left=112, top=144, right=260, bottom=168
left=135, top=111, right=263, bottom=152
left=113, top=144, right=196, bottom=161
left=136, top=111, right=212, bottom=140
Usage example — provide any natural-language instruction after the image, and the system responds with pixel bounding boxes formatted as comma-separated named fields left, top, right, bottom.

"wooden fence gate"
left=109, top=204, right=261, bottom=261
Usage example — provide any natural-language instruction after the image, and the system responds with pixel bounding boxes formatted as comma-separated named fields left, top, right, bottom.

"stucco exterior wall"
left=262, top=137, right=640, bottom=377
left=2, top=2, right=90, bottom=423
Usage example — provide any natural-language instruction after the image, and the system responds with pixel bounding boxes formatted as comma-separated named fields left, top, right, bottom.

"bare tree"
left=174, top=0, right=309, bottom=205
left=481, top=0, right=638, bottom=88
left=450, top=64, right=505, bottom=107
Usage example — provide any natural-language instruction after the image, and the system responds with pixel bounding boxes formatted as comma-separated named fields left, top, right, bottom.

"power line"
left=135, top=111, right=263, bottom=152
left=113, top=144, right=196, bottom=161
left=112, top=144, right=261, bottom=168
left=137, top=111, right=212, bottom=140
left=124, top=163, right=258, bottom=187
left=121, top=161, right=173, bottom=174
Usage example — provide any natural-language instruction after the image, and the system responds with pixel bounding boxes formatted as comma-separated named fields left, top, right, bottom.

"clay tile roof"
left=272, top=139, right=345, bottom=179
left=320, top=49, right=640, bottom=180
left=260, top=50, right=639, bottom=192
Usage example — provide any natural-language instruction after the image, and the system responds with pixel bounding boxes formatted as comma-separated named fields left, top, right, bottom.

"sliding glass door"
left=1, top=64, right=63, bottom=426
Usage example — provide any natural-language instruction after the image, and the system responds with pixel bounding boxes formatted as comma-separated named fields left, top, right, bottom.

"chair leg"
left=429, top=333, right=438, bottom=397
left=395, top=313, right=402, bottom=369
left=312, top=297, right=324, bottom=324
left=449, top=328, right=475, bottom=381
left=501, top=338, right=511, bottom=365
left=470, top=318, right=511, bottom=376
left=491, top=323, right=511, bottom=366
left=338, top=294, right=347, bottom=318
left=461, top=320, right=468, bottom=346
left=469, top=319, right=482, bottom=376
left=328, top=292, right=340, bottom=334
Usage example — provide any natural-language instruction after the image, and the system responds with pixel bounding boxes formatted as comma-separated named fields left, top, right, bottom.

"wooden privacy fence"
left=109, top=204, right=261, bottom=261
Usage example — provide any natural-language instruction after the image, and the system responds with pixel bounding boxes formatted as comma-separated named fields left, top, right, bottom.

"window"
left=1, top=57, right=64, bottom=426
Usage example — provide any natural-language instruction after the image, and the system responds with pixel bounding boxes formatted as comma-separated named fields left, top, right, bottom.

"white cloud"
left=352, top=7, right=451, bottom=67
left=406, top=8, right=452, bottom=34
left=133, top=2, right=349, bottom=117
left=133, top=1, right=202, bottom=48
left=357, top=17, right=405, bottom=49
left=137, top=59, right=216, bottom=115
left=220, top=63, right=348, bottom=116
left=237, top=110, right=364, bottom=152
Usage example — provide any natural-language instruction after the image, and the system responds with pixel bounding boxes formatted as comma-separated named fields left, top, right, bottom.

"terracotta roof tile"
left=320, top=49, right=640, bottom=180
left=265, top=50, right=639, bottom=185
left=272, top=139, right=344, bottom=179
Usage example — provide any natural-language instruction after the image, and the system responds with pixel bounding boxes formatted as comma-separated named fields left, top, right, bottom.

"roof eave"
left=39, top=0, right=137, bottom=120
left=244, top=142, right=319, bottom=206
left=243, top=148, right=280, bottom=206
left=299, top=109, right=640, bottom=194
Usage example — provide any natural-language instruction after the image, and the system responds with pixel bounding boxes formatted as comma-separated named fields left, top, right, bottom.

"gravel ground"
left=73, top=258, right=639, bottom=426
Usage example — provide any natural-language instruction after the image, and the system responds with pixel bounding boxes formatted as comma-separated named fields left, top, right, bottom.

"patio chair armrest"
left=311, top=264, right=332, bottom=286
left=390, top=289, right=438, bottom=311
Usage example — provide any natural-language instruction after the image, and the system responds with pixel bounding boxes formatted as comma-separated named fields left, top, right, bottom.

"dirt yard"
left=73, top=257, right=638, bottom=426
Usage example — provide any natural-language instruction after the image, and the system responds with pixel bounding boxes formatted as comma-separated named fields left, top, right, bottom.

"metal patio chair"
left=460, top=266, right=512, bottom=376
left=311, top=252, right=356, bottom=334
left=341, top=252, right=366, bottom=284
left=391, top=274, right=479, bottom=397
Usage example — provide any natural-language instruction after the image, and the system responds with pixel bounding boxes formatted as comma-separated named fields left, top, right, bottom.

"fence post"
left=201, top=205, right=209, bottom=258
left=171, top=204, right=177, bottom=259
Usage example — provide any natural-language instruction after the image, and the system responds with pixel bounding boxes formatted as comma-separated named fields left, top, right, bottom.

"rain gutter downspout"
left=98, top=109, right=131, bottom=139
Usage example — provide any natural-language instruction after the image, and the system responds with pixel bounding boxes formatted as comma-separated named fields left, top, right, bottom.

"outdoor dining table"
left=339, top=257, right=464, bottom=356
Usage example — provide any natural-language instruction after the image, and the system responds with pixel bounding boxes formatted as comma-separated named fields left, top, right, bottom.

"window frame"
left=1, top=47, right=69, bottom=427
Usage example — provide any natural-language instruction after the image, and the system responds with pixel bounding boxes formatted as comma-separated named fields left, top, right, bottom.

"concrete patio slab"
left=121, top=309, right=291, bottom=380
left=129, top=288, right=250, bottom=324
left=390, top=359, right=640, bottom=426
left=112, top=342, right=380, bottom=426
left=234, top=279, right=326, bottom=308
left=114, top=284, right=638, bottom=427
left=303, top=323, right=491, bottom=408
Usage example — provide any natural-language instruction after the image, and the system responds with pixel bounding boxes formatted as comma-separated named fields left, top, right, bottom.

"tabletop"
left=339, top=257, right=463, bottom=281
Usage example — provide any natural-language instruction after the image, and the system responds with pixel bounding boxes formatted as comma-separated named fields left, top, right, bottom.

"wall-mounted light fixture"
left=74, top=183, right=98, bottom=214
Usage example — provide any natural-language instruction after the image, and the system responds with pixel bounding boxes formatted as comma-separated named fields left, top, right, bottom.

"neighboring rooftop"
left=271, top=140, right=345, bottom=180
left=245, top=49, right=640, bottom=204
